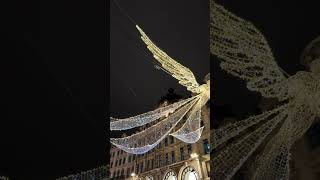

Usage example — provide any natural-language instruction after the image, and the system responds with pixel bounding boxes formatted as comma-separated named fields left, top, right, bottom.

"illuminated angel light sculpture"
left=211, top=1, right=320, bottom=179
left=110, top=25, right=210, bottom=154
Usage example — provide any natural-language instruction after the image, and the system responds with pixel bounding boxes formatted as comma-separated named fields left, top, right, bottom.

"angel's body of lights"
left=110, top=25, right=210, bottom=154
left=211, top=1, right=320, bottom=179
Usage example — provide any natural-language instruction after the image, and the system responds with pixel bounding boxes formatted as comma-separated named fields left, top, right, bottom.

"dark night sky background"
left=1, top=0, right=107, bottom=179
left=110, top=0, right=210, bottom=119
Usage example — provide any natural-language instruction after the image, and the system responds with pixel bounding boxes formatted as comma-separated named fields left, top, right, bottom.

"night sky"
left=213, top=0, right=320, bottom=118
left=110, top=0, right=210, bottom=119
left=1, top=0, right=107, bottom=179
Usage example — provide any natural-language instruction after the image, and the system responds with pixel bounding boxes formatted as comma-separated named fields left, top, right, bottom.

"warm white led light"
left=211, top=0, right=320, bottom=179
left=110, top=25, right=210, bottom=155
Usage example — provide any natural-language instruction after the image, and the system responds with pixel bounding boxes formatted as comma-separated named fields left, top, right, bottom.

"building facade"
left=110, top=89, right=211, bottom=180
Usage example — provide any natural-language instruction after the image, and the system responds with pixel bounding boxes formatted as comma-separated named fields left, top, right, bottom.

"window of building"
left=163, top=171, right=177, bottom=180
left=123, top=157, right=126, bottom=163
left=117, top=170, right=120, bottom=176
left=171, top=151, right=175, bottom=163
left=110, top=162, right=113, bottom=168
left=187, top=144, right=192, bottom=154
left=115, top=160, right=118, bottom=167
left=121, top=169, right=124, bottom=176
left=119, top=159, right=122, bottom=165
left=117, top=151, right=120, bottom=156
left=127, top=167, right=130, bottom=177
left=151, top=159, right=154, bottom=169
left=133, top=154, right=136, bottom=161
left=203, top=139, right=210, bottom=154
left=180, top=147, right=184, bottom=161
left=170, top=136, right=174, bottom=144
left=166, top=153, right=169, bottom=165
left=165, top=138, right=168, bottom=146
left=200, top=120, right=204, bottom=127
left=140, top=162, right=144, bottom=173
left=181, top=166, right=199, bottom=180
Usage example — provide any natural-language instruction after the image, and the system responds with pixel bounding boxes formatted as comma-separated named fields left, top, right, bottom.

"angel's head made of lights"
left=310, top=58, right=320, bottom=74
left=301, top=36, right=320, bottom=73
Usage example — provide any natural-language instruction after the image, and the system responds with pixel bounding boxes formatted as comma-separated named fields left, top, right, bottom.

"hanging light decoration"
left=110, top=25, right=210, bottom=154
left=211, top=0, right=320, bottom=179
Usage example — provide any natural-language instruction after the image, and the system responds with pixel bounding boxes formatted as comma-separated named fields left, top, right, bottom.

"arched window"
left=146, top=175, right=154, bottom=180
left=163, top=171, right=177, bottom=180
left=181, top=166, right=199, bottom=180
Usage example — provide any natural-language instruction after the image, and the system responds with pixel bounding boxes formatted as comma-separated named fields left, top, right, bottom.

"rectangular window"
left=165, top=153, right=169, bottom=165
left=115, top=160, right=118, bottom=167
left=127, top=168, right=130, bottom=177
left=152, top=159, right=154, bottom=169
left=140, top=162, right=144, bottom=173
left=170, top=136, right=174, bottom=144
left=110, top=162, right=113, bottom=168
left=187, top=144, right=192, bottom=154
left=123, top=157, right=126, bottom=163
left=180, top=147, right=184, bottom=161
left=171, top=151, right=175, bottom=163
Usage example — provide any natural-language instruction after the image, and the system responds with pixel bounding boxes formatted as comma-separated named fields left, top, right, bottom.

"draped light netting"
left=211, top=0, right=320, bottom=179
left=110, top=25, right=210, bottom=154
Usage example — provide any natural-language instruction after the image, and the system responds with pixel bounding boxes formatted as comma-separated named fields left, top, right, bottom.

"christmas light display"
left=110, top=25, right=210, bottom=154
left=211, top=1, right=320, bottom=179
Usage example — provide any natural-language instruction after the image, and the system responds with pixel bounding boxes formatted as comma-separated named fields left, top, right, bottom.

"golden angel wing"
left=136, top=25, right=200, bottom=94
left=211, top=1, right=289, bottom=100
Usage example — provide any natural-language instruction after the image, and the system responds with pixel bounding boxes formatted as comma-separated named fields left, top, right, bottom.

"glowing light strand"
left=110, top=25, right=210, bottom=154
left=211, top=0, right=320, bottom=179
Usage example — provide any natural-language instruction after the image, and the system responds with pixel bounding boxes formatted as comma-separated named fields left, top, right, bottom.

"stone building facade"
left=109, top=89, right=211, bottom=180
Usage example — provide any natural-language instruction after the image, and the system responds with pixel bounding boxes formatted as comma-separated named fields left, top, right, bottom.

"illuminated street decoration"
left=211, top=0, right=320, bottom=179
left=110, top=26, right=210, bottom=154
